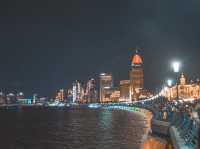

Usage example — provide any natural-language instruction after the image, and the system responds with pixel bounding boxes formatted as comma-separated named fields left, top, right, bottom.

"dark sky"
left=0, top=0, right=200, bottom=97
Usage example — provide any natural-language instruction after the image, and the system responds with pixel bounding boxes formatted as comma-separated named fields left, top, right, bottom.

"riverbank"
left=134, top=109, right=174, bottom=149
left=105, top=106, right=171, bottom=149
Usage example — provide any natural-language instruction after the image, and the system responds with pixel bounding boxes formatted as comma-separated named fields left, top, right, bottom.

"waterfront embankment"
left=136, top=108, right=169, bottom=149
left=104, top=106, right=170, bottom=149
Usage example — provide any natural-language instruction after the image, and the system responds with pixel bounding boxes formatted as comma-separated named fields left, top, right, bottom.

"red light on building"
left=132, top=54, right=143, bottom=65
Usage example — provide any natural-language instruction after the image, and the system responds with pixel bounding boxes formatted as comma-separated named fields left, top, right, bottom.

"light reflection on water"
left=0, top=108, right=165, bottom=149
left=142, top=137, right=168, bottom=149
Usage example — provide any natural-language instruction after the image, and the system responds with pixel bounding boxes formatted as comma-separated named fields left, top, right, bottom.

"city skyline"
left=0, top=0, right=200, bottom=96
left=1, top=48, right=200, bottom=97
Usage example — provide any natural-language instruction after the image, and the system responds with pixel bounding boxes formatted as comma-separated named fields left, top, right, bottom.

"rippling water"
left=0, top=108, right=148, bottom=149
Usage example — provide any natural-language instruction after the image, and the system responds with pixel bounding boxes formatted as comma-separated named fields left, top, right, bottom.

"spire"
left=180, top=73, right=186, bottom=85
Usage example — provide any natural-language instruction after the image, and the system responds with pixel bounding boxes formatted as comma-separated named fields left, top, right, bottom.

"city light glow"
left=100, top=73, right=106, bottom=76
left=167, top=79, right=173, bottom=87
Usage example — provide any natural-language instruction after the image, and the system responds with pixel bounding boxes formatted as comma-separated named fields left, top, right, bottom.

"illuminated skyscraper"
left=72, top=82, right=77, bottom=103
left=72, top=80, right=84, bottom=103
left=129, top=51, right=144, bottom=100
left=99, top=73, right=113, bottom=103
left=67, top=89, right=73, bottom=103
left=56, top=89, right=65, bottom=102
left=60, top=89, right=65, bottom=101
left=85, top=78, right=97, bottom=103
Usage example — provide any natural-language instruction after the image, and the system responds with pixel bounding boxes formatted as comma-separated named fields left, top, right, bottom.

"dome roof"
left=132, top=54, right=143, bottom=65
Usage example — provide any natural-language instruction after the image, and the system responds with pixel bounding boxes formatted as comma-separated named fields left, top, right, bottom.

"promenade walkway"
left=103, top=96, right=200, bottom=149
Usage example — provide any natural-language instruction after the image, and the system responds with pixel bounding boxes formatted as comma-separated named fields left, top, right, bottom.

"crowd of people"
left=135, top=97, right=200, bottom=148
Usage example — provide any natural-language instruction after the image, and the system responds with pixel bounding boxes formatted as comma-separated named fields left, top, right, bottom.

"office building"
left=99, top=73, right=113, bottom=103
left=85, top=78, right=98, bottom=103
left=119, top=80, right=130, bottom=102
left=129, top=51, right=144, bottom=100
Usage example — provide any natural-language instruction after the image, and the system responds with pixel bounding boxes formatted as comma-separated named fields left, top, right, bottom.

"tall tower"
left=99, top=73, right=113, bottom=103
left=86, top=78, right=97, bottom=103
left=129, top=50, right=144, bottom=101
left=56, top=89, right=65, bottom=102
left=72, top=80, right=84, bottom=103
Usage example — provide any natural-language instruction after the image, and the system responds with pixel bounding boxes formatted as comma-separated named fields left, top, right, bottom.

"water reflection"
left=0, top=108, right=167, bottom=149
left=142, top=137, right=172, bottom=149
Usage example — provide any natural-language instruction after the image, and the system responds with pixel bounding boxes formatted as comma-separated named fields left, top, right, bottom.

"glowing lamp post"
left=172, top=61, right=181, bottom=99
left=172, top=61, right=180, bottom=73
left=167, top=79, right=173, bottom=87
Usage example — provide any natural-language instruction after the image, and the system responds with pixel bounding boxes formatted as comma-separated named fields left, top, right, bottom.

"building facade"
left=118, top=50, right=152, bottom=102
left=129, top=51, right=144, bottom=101
left=99, top=73, right=113, bottom=103
left=110, top=90, right=120, bottom=102
left=72, top=80, right=84, bottom=103
left=67, top=89, right=73, bottom=103
left=85, top=78, right=98, bottom=103
left=162, top=73, right=200, bottom=100
left=119, top=80, right=130, bottom=102
left=56, top=89, right=65, bottom=102
left=101, top=87, right=120, bottom=103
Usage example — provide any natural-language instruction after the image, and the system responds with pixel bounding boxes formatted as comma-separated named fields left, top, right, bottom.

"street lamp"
left=172, top=61, right=181, bottom=99
left=172, top=61, right=180, bottom=73
left=167, top=79, right=173, bottom=87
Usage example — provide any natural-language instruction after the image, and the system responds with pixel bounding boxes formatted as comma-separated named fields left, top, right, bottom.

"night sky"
left=0, top=0, right=200, bottom=97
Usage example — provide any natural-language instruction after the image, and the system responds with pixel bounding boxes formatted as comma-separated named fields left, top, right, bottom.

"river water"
left=0, top=108, right=150, bottom=149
